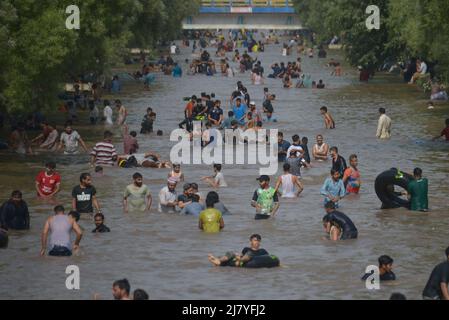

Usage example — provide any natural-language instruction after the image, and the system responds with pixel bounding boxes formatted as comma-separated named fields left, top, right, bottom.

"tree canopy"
left=0, top=0, right=199, bottom=114
left=293, top=0, right=449, bottom=80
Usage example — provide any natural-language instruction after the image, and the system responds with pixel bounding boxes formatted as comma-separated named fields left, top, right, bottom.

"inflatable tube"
left=244, top=255, right=280, bottom=269
left=375, top=168, right=413, bottom=209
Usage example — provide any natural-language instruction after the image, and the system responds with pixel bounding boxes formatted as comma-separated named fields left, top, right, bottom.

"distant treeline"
left=0, top=0, right=199, bottom=113
left=293, top=0, right=449, bottom=81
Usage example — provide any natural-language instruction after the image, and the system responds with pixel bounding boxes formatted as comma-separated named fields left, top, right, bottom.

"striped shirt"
left=91, top=141, right=117, bottom=166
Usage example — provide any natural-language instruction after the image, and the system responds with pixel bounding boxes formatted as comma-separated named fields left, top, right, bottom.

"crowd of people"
left=0, top=29, right=448, bottom=300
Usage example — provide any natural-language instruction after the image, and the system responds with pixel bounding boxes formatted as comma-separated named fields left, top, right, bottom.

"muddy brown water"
left=0, top=39, right=448, bottom=300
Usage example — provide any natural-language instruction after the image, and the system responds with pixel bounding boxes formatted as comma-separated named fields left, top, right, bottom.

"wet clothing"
left=0, top=200, right=30, bottom=230
left=140, top=115, right=154, bottom=134
left=214, top=202, right=230, bottom=215
left=422, top=261, right=449, bottom=300
left=321, top=178, right=346, bottom=206
left=60, top=131, right=82, bottom=154
left=332, top=155, right=348, bottom=177
left=252, top=187, right=279, bottom=217
left=407, top=178, right=428, bottom=211
left=35, top=171, right=61, bottom=196
left=92, top=224, right=111, bottom=233
left=280, top=174, right=296, bottom=198
left=124, top=184, right=151, bottom=212
left=181, top=202, right=205, bottom=216
left=286, top=157, right=302, bottom=177
left=213, top=172, right=227, bottom=187
left=324, top=210, right=358, bottom=240
left=158, top=187, right=177, bottom=213
left=377, top=114, right=392, bottom=139
left=301, top=144, right=311, bottom=164
left=49, top=245, right=72, bottom=257
left=242, top=247, right=269, bottom=259
left=91, top=141, right=117, bottom=166
left=49, top=215, right=72, bottom=251
left=343, top=167, right=361, bottom=194
left=72, top=185, right=97, bottom=214
left=361, top=271, right=396, bottom=281
left=199, top=208, right=222, bottom=233
left=278, top=140, right=291, bottom=162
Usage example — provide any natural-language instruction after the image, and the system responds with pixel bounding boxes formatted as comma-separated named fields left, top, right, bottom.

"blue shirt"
left=320, top=178, right=346, bottom=205
left=233, top=104, right=247, bottom=124
left=181, top=202, right=205, bottom=216
left=209, top=108, right=223, bottom=122
left=172, top=66, right=182, bottom=77
left=278, top=140, right=291, bottom=162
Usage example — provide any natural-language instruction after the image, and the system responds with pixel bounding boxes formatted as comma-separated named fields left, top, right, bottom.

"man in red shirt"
left=178, top=95, right=197, bottom=132
left=433, top=119, right=449, bottom=141
left=35, top=162, right=61, bottom=198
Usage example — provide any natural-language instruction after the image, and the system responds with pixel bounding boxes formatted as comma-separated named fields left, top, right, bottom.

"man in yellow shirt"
left=199, top=192, right=224, bottom=233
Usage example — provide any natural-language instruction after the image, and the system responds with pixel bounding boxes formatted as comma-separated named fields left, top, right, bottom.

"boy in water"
left=362, top=255, right=396, bottom=281
left=201, top=164, right=227, bottom=188
left=320, top=106, right=335, bottom=129
left=92, top=213, right=111, bottom=233
left=343, top=154, right=361, bottom=194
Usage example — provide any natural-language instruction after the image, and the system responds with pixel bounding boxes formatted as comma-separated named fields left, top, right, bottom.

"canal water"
left=0, top=36, right=448, bottom=300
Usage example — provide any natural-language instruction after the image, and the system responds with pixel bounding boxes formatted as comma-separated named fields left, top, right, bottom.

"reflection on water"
left=0, top=38, right=448, bottom=300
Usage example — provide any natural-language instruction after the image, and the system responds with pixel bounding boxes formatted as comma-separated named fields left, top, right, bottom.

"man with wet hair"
left=35, top=161, right=61, bottom=198
left=406, top=168, right=428, bottom=212
left=112, top=279, right=131, bottom=300
left=208, top=234, right=269, bottom=267
left=0, top=190, right=30, bottom=231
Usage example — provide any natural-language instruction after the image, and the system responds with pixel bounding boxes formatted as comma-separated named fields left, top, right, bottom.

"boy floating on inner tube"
left=208, top=234, right=269, bottom=267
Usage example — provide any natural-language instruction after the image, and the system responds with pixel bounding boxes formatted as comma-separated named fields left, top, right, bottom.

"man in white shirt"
left=103, top=100, right=113, bottom=125
left=58, top=122, right=88, bottom=155
left=410, top=59, right=428, bottom=84
left=158, top=178, right=178, bottom=213
left=170, top=43, right=177, bottom=55
left=376, top=108, right=392, bottom=139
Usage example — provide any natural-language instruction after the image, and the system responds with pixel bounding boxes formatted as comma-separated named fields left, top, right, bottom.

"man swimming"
left=320, top=106, right=335, bottom=129
left=117, top=151, right=171, bottom=168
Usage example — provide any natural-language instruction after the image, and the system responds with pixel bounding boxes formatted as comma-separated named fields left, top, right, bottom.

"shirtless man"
left=312, top=134, right=330, bottom=161
left=117, top=151, right=171, bottom=168
left=115, top=100, right=127, bottom=126
left=320, top=106, right=335, bottom=129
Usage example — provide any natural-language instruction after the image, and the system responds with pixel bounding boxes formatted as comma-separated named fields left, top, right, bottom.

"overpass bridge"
left=183, top=0, right=303, bottom=30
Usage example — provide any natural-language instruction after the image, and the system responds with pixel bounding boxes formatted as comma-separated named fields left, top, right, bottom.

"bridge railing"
left=201, top=0, right=293, bottom=7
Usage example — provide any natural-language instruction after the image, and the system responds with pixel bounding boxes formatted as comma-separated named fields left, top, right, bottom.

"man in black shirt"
left=92, top=213, right=110, bottom=233
left=330, top=146, right=347, bottom=177
left=208, top=234, right=269, bottom=267
left=362, top=255, right=396, bottom=282
left=0, top=190, right=30, bottom=231
left=263, top=94, right=275, bottom=121
left=422, top=246, right=449, bottom=300
left=322, top=202, right=357, bottom=240
left=72, top=173, right=101, bottom=214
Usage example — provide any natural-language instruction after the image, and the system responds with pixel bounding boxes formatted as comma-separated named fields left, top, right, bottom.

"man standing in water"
left=123, top=173, right=152, bottom=213
left=0, top=190, right=30, bottom=231
left=91, top=131, right=118, bottom=167
left=275, top=163, right=304, bottom=198
left=312, top=134, right=329, bottom=161
left=342, top=154, right=361, bottom=194
left=422, top=246, right=449, bottom=300
left=320, top=169, right=346, bottom=208
left=406, top=168, right=428, bottom=212
left=72, top=173, right=101, bottom=215
left=330, top=146, right=347, bottom=177
left=376, top=108, right=392, bottom=139
left=58, top=122, right=89, bottom=155
left=40, top=205, right=83, bottom=257
left=251, top=175, right=280, bottom=220
left=199, top=192, right=224, bottom=233
left=158, top=178, right=178, bottom=213
left=35, top=162, right=61, bottom=199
